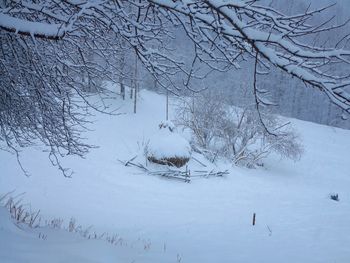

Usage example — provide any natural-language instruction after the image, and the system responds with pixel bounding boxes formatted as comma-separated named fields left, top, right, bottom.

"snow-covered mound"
left=147, top=121, right=191, bottom=167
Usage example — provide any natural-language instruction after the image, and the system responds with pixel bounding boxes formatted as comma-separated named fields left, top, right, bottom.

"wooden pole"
left=166, top=90, right=169, bottom=121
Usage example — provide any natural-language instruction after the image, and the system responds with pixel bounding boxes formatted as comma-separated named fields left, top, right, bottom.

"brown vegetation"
left=147, top=156, right=189, bottom=168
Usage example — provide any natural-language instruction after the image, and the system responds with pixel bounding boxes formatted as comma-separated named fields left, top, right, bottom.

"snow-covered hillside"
left=0, top=206, right=128, bottom=263
left=1, top=88, right=350, bottom=262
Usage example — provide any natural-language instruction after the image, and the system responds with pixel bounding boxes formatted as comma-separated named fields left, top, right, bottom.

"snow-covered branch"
left=149, top=0, right=350, bottom=112
left=0, top=0, right=348, bottom=175
left=0, top=13, right=65, bottom=40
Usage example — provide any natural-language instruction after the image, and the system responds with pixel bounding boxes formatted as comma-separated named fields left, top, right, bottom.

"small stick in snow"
left=252, top=213, right=256, bottom=226
left=267, top=225, right=272, bottom=236
left=124, top=155, right=138, bottom=166
left=191, top=156, right=207, bottom=167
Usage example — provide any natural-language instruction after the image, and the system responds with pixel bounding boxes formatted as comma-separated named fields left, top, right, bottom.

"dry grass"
left=147, top=156, right=189, bottom=168
left=0, top=192, right=41, bottom=227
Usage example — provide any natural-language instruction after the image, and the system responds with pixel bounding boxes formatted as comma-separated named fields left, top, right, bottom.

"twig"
left=124, top=155, right=138, bottom=166
left=267, top=225, right=272, bottom=236
left=191, top=156, right=207, bottom=167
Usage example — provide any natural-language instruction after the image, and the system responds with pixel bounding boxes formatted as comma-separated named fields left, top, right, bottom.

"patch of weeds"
left=329, top=193, right=339, bottom=202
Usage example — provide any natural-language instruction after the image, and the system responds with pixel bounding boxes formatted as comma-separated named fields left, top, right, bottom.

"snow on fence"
left=119, top=157, right=228, bottom=183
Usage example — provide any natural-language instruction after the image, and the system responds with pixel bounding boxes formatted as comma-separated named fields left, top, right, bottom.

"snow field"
left=1, top=87, right=350, bottom=262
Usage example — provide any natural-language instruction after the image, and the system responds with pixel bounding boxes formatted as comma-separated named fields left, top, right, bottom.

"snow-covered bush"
left=176, top=92, right=303, bottom=167
left=146, top=121, right=191, bottom=167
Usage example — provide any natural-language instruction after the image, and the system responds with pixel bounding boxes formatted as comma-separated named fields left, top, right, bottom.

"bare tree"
left=0, top=0, right=349, bottom=174
left=0, top=1, right=126, bottom=175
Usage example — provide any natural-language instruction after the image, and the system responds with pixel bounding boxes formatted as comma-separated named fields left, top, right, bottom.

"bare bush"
left=176, top=92, right=303, bottom=167
left=176, top=91, right=227, bottom=150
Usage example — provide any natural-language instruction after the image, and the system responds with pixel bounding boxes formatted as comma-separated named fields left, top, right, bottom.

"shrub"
left=175, top=91, right=303, bottom=167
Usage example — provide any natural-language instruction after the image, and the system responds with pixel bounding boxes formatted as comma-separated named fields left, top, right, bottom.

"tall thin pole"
left=134, top=53, right=137, bottom=114
left=166, top=90, right=169, bottom=121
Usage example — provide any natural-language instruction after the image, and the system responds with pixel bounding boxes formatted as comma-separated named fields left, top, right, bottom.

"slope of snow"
left=0, top=206, right=155, bottom=263
left=1, top=87, right=350, bottom=262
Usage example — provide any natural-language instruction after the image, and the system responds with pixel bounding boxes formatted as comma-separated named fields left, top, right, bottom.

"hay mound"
left=147, top=156, right=190, bottom=168
left=146, top=121, right=191, bottom=168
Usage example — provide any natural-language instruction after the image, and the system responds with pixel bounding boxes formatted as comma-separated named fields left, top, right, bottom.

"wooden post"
left=166, top=90, right=169, bottom=121
left=252, top=213, right=256, bottom=226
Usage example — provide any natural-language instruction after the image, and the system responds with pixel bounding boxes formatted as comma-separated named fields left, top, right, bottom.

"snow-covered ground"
left=0, top=206, right=131, bottom=263
left=1, top=88, right=350, bottom=262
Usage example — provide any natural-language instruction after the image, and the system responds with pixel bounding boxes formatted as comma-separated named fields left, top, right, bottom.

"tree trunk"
left=133, top=53, right=138, bottom=114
